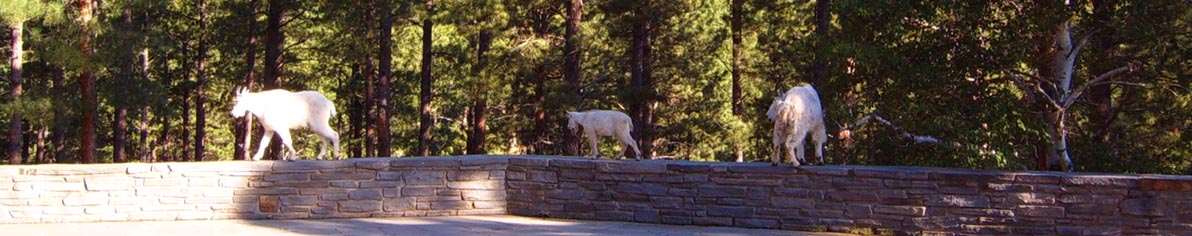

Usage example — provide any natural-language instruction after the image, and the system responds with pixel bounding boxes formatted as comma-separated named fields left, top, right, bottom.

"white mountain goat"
left=767, top=85, right=827, bottom=166
left=230, top=88, right=340, bottom=161
left=567, top=110, right=643, bottom=160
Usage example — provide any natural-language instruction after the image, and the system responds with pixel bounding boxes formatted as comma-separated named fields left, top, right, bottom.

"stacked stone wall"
left=4, top=155, right=1192, bottom=235
left=0, top=156, right=507, bottom=223
left=506, top=157, right=1192, bottom=235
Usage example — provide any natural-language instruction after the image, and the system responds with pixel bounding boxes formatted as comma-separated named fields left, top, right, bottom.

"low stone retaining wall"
left=0, top=156, right=507, bottom=223
left=505, top=157, right=1192, bottom=235
left=3, top=155, right=1191, bottom=235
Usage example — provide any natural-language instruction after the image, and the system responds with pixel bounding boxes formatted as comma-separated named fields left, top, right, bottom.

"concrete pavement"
left=0, top=215, right=858, bottom=236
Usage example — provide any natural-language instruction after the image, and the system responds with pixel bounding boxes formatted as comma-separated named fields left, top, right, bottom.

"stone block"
left=661, top=216, right=692, bottom=225
left=462, top=189, right=505, bottom=201
left=449, top=180, right=503, bottom=190
left=392, top=157, right=461, bottom=168
left=383, top=198, right=416, bottom=211
left=330, top=181, right=359, bottom=188
left=707, top=206, right=754, bottom=218
left=431, top=201, right=470, bottom=210
left=461, top=156, right=509, bottom=167
left=401, top=186, right=435, bottom=197
left=339, top=200, right=382, bottom=212
left=1016, top=205, right=1064, bottom=217
left=642, top=175, right=684, bottom=183
left=1005, top=192, right=1056, bottom=204
left=352, top=159, right=391, bottom=170
left=280, top=196, right=317, bottom=206
left=33, top=182, right=84, bottom=191
left=82, top=176, right=133, bottom=191
left=634, top=209, right=660, bottom=223
left=1141, top=176, right=1192, bottom=191
left=1121, top=198, right=1167, bottom=217
left=1062, top=175, right=1138, bottom=187
left=272, top=161, right=353, bottom=172
left=377, top=172, right=403, bottom=181
left=404, top=171, right=446, bottom=185
left=926, top=195, right=990, bottom=208
left=773, top=197, right=815, bottom=209
left=448, top=171, right=490, bottom=181
left=827, top=191, right=880, bottom=202
left=727, top=165, right=796, bottom=174
left=597, top=161, right=667, bottom=174
left=311, top=173, right=374, bottom=181
left=508, top=157, right=550, bottom=167
left=699, top=185, right=746, bottom=197
left=549, top=159, right=594, bottom=169
left=360, top=181, right=402, bottom=188
left=874, top=205, right=925, bottom=217
left=263, top=173, right=309, bottom=182
left=234, top=188, right=299, bottom=196
left=349, top=189, right=384, bottom=200
left=710, top=177, right=782, bottom=187
left=617, top=183, right=669, bottom=196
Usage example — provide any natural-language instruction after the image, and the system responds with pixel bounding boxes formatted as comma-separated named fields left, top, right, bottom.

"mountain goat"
left=567, top=110, right=642, bottom=160
left=767, top=85, right=827, bottom=166
left=230, top=88, right=340, bottom=161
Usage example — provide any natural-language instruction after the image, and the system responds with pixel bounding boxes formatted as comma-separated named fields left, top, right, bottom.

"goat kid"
left=567, top=110, right=643, bottom=160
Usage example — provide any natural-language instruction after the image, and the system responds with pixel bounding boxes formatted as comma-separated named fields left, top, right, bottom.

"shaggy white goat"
left=567, top=110, right=643, bottom=160
left=767, top=85, right=827, bottom=166
left=230, top=88, right=340, bottom=161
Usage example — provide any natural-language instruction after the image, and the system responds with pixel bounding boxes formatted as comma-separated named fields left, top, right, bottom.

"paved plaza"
left=0, top=215, right=857, bottom=236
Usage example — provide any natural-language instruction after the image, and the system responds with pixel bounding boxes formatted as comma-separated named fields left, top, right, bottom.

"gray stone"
left=1121, top=198, right=1167, bottom=217
left=280, top=196, right=317, bottom=206
left=618, top=183, right=669, bottom=196
left=699, top=185, right=746, bottom=197
left=339, top=201, right=382, bottom=212
left=391, top=158, right=461, bottom=168
left=383, top=198, right=416, bottom=212
left=360, top=181, right=402, bottom=188
left=310, top=173, right=374, bottom=181
left=597, top=162, right=667, bottom=174
left=401, top=186, right=435, bottom=197
left=350, top=189, right=384, bottom=200
left=1062, top=175, right=1139, bottom=187
left=874, top=205, right=925, bottom=217
left=1015, top=205, right=1064, bottom=217
left=707, top=206, right=754, bottom=218
left=926, top=195, right=990, bottom=208
left=447, top=171, right=490, bottom=181
left=404, top=171, right=446, bottom=185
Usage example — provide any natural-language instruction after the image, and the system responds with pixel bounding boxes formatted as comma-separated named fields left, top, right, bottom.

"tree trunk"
left=376, top=1, right=393, bottom=157
left=235, top=0, right=259, bottom=161
left=729, top=0, right=744, bottom=162
left=262, top=0, right=287, bottom=160
left=193, top=0, right=209, bottom=161
left=77, top=0, right=98, bottom=164
left=628, top=5, right=654, bottom=160
left=466, top=27, right=492, bottom=154
left=561, top=0, right=584, bottom=156
left=811, top=0, right=830, bottom=89
left=9, top=22, right=24, bottom=165
left=532, top=64, right=548, bottom=154
left=112, top=8, right=136, bottom=163
left=51, top=66, right=65, bottom=163
left=418, top=0, right=435, bottom=156
left=730, top=0, right=743, bottom=116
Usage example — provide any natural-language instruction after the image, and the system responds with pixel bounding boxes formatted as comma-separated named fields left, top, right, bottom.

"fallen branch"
left=838, top=113, right=949, bottom=145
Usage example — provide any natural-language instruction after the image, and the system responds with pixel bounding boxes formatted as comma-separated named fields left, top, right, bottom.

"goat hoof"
left=771, top=162, right=778, bottom=166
